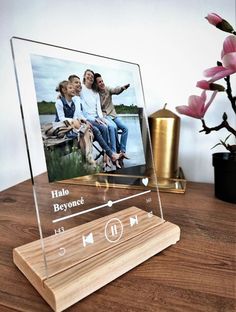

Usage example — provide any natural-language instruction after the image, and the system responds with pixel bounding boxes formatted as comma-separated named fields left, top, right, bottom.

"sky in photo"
left=30, top=54, right=137, bottom=106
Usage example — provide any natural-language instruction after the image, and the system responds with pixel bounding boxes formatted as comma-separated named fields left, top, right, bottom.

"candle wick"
left=163, top=103, right=167, bottom=109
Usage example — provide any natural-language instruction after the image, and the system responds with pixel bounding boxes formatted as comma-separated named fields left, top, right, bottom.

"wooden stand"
left=13, top=207, right=180, bottom=312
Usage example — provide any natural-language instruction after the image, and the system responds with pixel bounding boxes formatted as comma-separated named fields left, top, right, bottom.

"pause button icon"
left=111, top=224, right=118, bottom=236
left=105, top=218, right=123, bottom=243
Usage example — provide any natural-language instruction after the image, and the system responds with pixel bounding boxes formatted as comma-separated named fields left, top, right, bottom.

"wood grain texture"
left=14, top=206, right=164, bottom=278
left=0, top=180, right=235, bottom=312
left=13, top=207, right=179, bottom=312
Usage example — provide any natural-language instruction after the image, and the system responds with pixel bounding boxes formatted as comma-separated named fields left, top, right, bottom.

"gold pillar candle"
left=148, top=104, right=180, bottom=179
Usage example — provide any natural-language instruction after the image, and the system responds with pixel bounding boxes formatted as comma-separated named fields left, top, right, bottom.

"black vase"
left=212, top=152, right=236, bottom=204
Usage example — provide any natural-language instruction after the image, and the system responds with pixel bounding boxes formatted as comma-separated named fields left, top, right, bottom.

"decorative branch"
left=224, top=75, right=236, bottom=114
left=200, top=115, right=236, bottom=136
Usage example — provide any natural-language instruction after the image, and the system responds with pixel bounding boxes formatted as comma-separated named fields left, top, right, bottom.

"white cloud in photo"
left=31, top=54, right=137, bottom=106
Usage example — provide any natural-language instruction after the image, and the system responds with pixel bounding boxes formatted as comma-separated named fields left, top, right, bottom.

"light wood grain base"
left=13, top=207, right=180, bottom=312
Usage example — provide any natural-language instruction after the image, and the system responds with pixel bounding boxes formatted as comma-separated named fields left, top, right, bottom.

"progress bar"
left=52, top=190, right=151, bottom=224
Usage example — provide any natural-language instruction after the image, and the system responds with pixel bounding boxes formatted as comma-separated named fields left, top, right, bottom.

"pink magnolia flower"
left=205, top=13, right=235, bottom=34
left=196, top=80, right=211, bottom=89
left=222, top=35, right=236, bottom=69
left=205, top=13, right=222, bottom=26
left=203, top=35, right=236, bottom=82
left=176, top=90, right=218, bottom=119
left=196, top=80, right=225, bottom=91
left=175, top=13, right=236, bottom=154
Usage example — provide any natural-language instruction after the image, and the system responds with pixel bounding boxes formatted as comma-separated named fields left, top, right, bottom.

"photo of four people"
left=31, top=55, right=146, bottom=182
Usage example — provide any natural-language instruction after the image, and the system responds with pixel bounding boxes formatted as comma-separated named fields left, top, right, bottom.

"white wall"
left=0, top=0, right=235, bottom=191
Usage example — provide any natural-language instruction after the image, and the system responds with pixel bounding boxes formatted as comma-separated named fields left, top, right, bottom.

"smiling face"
left=83, top=70, right=94, bottom=88
left=96, top=76, right=106, bottom=92
left=71, top=77, right=82, bottom=94
left=64, top=82, right=75, bottom=98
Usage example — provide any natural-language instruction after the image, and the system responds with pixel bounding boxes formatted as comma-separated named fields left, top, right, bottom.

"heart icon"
left=142, top=177, right=148, bottom=186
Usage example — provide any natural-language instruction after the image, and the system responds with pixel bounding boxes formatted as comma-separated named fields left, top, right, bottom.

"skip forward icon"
left=130, top=215, right=138, bottom=227
left=82, top=232, right=94, bottom=247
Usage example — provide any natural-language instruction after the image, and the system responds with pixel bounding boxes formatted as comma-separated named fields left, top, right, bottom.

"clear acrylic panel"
left=11, top=37, right=163, bottom=278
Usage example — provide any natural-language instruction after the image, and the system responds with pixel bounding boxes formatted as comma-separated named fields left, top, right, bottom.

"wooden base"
left=13, top=207, right=180, bottom=312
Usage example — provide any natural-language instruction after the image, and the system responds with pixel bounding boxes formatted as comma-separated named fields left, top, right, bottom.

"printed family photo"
left=31, top=54, right=146, bottom=182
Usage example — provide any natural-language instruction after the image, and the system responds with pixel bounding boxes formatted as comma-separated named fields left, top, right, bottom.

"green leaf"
left=224, top=134, right=232, bottom=142
left=211, top=143, right=222, bottom=150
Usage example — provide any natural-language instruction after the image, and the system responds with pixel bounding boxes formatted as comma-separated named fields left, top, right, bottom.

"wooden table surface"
left=0, top=180, right=235, bottom=312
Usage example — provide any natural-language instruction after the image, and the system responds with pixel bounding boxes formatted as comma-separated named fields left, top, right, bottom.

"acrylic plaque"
left=11, top=37, right=180, bottom=312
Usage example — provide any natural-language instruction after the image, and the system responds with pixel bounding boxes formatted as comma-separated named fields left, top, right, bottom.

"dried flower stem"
left=200, top=117, right=236, bottom=136
left=224, top=75, right=236, bottom=114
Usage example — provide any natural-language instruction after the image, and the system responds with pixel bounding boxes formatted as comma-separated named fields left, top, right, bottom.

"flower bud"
left=196, top=80, right=225, bottom=91
left=205, top=13, right=235, bottom=34
left=196, top=80, right=210, bottom=89
left=209, top=83, right=225, bottom=91
left=205, top=13, right=222, bottom=25
left=222, top=112, right=228, bottom=121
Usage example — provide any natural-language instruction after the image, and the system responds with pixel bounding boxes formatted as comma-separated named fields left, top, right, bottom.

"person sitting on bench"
left=56, top=78, right=121, bottom=168
left=55, top=80, right=95, bottom=166
left=93, top=73, right=130, bottom=163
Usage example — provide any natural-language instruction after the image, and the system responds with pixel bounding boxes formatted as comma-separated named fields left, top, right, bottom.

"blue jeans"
left=105, top=116, right=128, bottom=153
left=89, top=120, right=113, bottom=158
left=105, top=117, right=118, bottom=153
